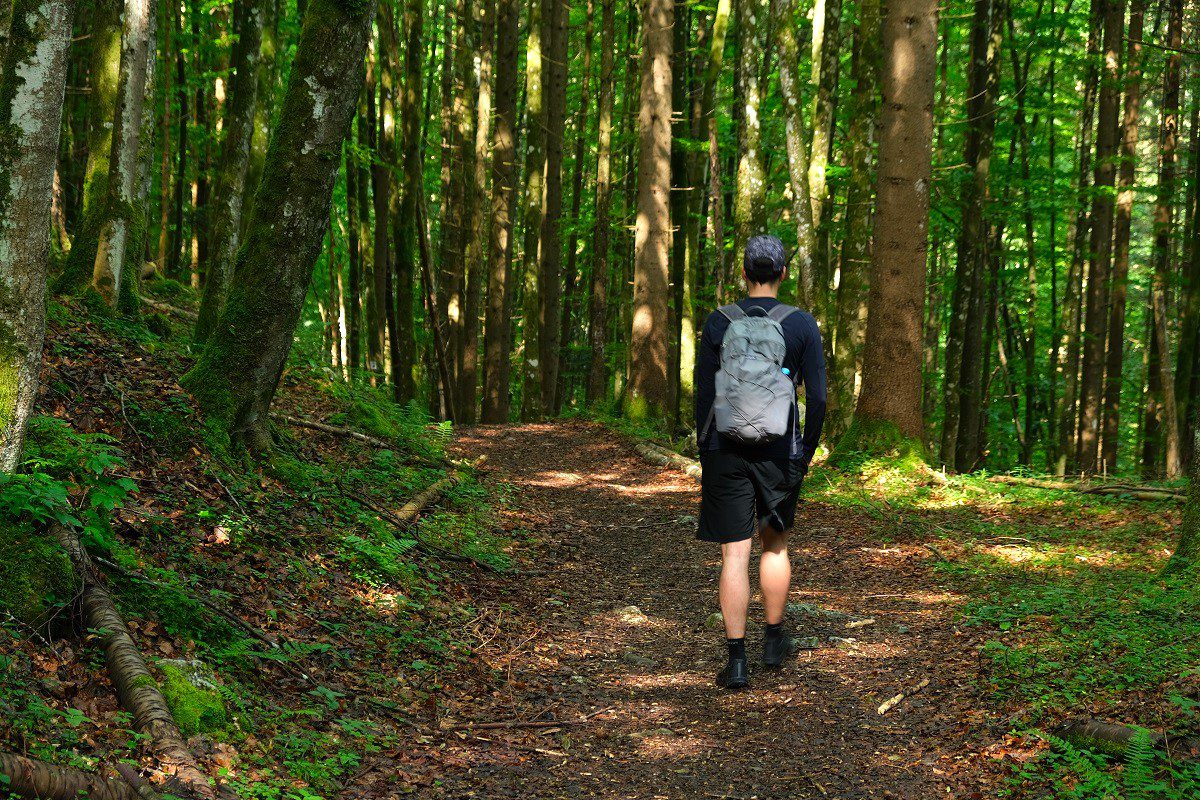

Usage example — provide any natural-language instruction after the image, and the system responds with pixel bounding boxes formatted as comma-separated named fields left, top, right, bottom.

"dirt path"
left=361, top=423, right=999, bottom=798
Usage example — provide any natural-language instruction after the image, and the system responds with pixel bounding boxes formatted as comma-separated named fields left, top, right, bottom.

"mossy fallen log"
left=634, top=441, right=702, bottom=481
left=1053, top=717, right=1200, bottom=759
left=989, top=475, right=1185, bottom=501
left=0, top=751, right=143, bottom=800
left=52, top=524, right=231, bottom=800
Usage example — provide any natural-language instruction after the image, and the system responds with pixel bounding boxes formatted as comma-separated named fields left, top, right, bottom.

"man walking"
left=694, top=235, right=826, bottom=689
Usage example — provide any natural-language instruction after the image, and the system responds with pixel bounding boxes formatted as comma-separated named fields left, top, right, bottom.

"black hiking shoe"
left=716, top=656, right=750, bottom=690
left=762, top=632, right=800, bottom=668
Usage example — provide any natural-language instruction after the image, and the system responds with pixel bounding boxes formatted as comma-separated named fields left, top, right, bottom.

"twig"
left=877, top=677, right=931, bottom=715
left=141, top=296, right=197, bottom=322
left=449, top=706, right=610, bottom=731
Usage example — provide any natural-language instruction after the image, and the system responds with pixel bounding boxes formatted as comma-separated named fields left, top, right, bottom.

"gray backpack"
left=706, top=303, right=799, bottom=445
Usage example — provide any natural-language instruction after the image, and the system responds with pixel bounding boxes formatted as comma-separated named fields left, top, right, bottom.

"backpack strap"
left=717, top=303, right=747, bottom=322
left=768, top=304, right=799, bottom=324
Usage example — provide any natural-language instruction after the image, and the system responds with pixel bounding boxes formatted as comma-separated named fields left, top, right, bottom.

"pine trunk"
left=520, top=0, right=548, bottom=419
left=584, top=0, right=616, bottom=405
left=731, top=0, right=765, bottom=267
left=849, top=0, right=937, bottom=444
left=392, top=0, right=423, bottom=404
left=627, top=0, right=673, bottom=420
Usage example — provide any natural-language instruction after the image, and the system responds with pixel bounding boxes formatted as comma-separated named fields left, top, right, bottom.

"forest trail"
left=363, top=423, right=996, bottom=798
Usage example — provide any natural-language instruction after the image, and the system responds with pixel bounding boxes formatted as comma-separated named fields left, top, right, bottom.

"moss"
left=145, top=313, right=173, bottom=339
left=0, top=522, right=77, bottom=625
left=269, top=452, right=325, bottom=491
left=144, top=276, right=194, bottom=304
left=828, top=417, right=929, bottom=474
left=159, top=661, right=228, bottom=738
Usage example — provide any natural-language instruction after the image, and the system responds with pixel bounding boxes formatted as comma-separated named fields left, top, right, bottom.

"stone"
left=616, top=605, right=649, bottom=625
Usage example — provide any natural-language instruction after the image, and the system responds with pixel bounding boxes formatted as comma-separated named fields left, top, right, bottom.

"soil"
left=357, top=422, right=1007, bottom=799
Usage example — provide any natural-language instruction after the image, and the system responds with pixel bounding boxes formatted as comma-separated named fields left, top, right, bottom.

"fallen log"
left=1053, top=718, right=1200, bottom=759
left=53, top=525, right=227, bottom=800
left=634, top=441, right=702, bottom=481
left=988, top=475, right=1184, bottom=501
left=271, top=414, right=397, bottom=451
left=141, top=297, right=198, bottom=322
left=114, top=763, right=164, bottom=800
left=0, top=752, right=141, bottom=800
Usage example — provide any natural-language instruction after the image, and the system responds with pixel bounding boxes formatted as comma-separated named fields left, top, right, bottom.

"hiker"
left=694, top=234, right=827, bottom=690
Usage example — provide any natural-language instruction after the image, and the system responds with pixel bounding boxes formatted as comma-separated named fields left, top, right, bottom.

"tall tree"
left=828, top=0, right=880, bottom=436
left=584, top=0, right=616, bottom=405
left=844, top=0, right=937, bottom=447
left=180, top=0, right=377, bottom=452
left=0, top=0, right=74, bottom=470
left=1075, top=0, right=1124, bottom=473
left=627, top=0, right=673, bottom=419
left=701, top=0, right=731, bottom=303
left=731, top=0, right=765, bottom=268
left=1144, top=0, right=1183, bottom=478
left=520, top=0, right=548, bottom=419
left=90, top=0, right=155, bottom=307
left=1100, top=0, right=1145, bottom=470
left=807, top=0, right=841, bottom=288
left=194, top=0, right=267, bottom=341
left=392, top=0, right=424, bottom=404
left=538, top=0, right=568, bottom=412
left=482, top=0, right=520, bottom=422
left=941, top=0, right=1003, bottom=472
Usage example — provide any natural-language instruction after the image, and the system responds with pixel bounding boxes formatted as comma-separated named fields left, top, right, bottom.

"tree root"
left=1053, top=717, right=1200, bottom=759
left=633, top=441, right=702, bottom=481
left=988, top=475, right=1184, bottom=501
left=0, top=751, right=142, bottom=800
left=52, top=524, right=231, bottom=800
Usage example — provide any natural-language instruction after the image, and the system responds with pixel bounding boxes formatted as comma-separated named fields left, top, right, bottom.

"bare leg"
left=719, top=538, right=753, bottom=638
left=759, top=522, right=791, bottom=625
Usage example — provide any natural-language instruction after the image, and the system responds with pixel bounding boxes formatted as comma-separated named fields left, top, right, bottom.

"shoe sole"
left=718, top=679, right=750, bottom=690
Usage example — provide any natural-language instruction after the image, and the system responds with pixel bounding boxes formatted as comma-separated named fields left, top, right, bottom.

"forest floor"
left=353, top=422, right=1007, bottom=798
left=3, top=294, right=1198, bottom=799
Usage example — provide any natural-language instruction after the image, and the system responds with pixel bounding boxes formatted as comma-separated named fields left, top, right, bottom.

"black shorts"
left=697, top=450, right=806, bottom=543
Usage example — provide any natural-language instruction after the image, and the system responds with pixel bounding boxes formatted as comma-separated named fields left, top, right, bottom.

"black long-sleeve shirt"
left=694, top=297, right=827, bottom=466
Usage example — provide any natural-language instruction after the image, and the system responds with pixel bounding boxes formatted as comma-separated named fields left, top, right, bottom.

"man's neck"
left=745, top=288, right=780, bottom=300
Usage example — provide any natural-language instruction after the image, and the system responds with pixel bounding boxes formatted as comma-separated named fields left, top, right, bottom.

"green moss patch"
left=159, top=660, right=229, bottom=738
left=0, top=523, right=77, bottom=625
left=828, top=417, right=929, bottom=474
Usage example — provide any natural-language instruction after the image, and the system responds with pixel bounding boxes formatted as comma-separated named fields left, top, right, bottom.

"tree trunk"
left=1167, top=428, right=1200, bottom=572
left=849, top=0, right=937, bottom=445
left=941, top=0, right=1003, bottom=472
left=731, top=0, right=765, bottom=267
left=1178, top=93, right=1200, bottom=469
left=0, top=751, right=140, bottom=800
left=1076, top=0, right=1124, bottom=474
left=557, top=0, right=594, bottom=413
left=771, top=0, right=816, bottom=310
left=626, top=0, right=673, bottom=420
left=584, top=0, right=617, bottom=405
left=537, top=0, right=568, bottom=413
left=807, top=0, right=841, bottom=300
left=180, top=0, right=376, bottom=452
left=702, top=0, right=730, bottom=304
left=378, top=3, right=405, bottom=402
left=346, top=141, right=362, bottom=375
left=0, top=0, right=74, bottom=471
left=168, top=2, right=187, bottom=280
left=194, top=0, right=266, bottom=341
left=1100, top=0, right=1145, bottom=472
left=482, top=0, right=520, bottom=422
left=392, top=0, right=423, bottom=405
left=1146, top=0, right=1183, bottom=479
left=520, top=0, right=548, bottom=419
left=828, top=0, right=879, bottom=438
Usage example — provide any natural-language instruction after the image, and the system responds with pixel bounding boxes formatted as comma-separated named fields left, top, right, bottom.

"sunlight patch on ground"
left=633, top=732, right=712, bottom=759
left=620, top=671, right=712, bottom=690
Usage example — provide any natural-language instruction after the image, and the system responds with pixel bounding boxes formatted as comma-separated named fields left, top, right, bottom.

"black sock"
left=726, top=637, right=746, bottom=661
left=765, top=622, right=784, bottom=640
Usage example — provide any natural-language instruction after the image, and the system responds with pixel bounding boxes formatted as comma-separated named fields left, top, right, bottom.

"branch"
left=0, top=752, right=140, bottom=800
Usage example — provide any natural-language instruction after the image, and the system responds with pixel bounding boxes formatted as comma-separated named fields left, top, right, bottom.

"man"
left=694, top=234, right=826, bottom=690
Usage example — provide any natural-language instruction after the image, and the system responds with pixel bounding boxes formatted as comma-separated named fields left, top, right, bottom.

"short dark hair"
left=743, top=235, right=786, bottom=283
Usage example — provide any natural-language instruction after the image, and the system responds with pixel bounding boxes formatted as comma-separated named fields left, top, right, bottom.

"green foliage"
left=1022, top=730, right=1200, bottom=799
left=828, top=417, right=928, bottom=473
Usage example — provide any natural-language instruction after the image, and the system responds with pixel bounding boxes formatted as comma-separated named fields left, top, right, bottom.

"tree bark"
left=520, top=0, right=548, bottom=418
left=1100, top=0, right=1145, bottom=471
left=194, top=0, right=266, bottom=341
left=0, top=752, right=141, bottom=800
left=537, top=0, right=568, bottom=413
left=701, top=0, right=730, bottom=304
left=0, top=0, right=74, bottom=471
left=1146, top=0, right=1183, bottom=479
left=392, top=0, right=423, bottom=404
left=731, top=0, right=765, bottom=267
left=180, top=0, right=376, bottom=452
left=482, top=0, right=520, bottom=422
left=584, top=0, right=617, bottom=405
left=1076, top=0, right=1124, bottom=474
left=828, top=0, right=880, bottom=438
left=850, top=0, right=938, bottom=444
left=807, top=0, right=841, bottom=298
left=626, top=0, right=673, bottom=420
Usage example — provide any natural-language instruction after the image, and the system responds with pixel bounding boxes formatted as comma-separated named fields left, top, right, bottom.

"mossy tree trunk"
left=194, top=0, right=266, bottom=341
left=390, top=0, right=420, bottom=404
left=583, top=0, right=615, bottom=406
left=0, top=0, right=74, bottom=471
left=731, top=0, right=765, bottom=266
left=180, top=0, right=376, bottom=452
left=845, top=0, right=937, bottom=449
left=626, top=0, right=673, bottom=421
left=89, top=0, right=154, bottom=306
left=481, top=0, right=519, bottom=422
